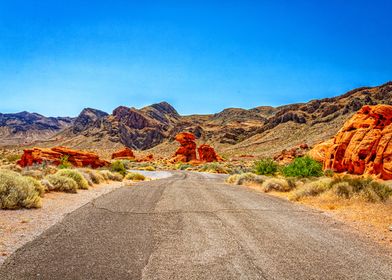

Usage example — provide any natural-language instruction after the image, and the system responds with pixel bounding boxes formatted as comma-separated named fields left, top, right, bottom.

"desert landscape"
left=1, top=1, right=392, bottom=279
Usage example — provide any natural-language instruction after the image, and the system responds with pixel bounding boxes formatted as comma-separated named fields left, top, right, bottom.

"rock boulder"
left=111, top=147, right=135, bottom=159
left=198, top=144, right=223, bottom=162
left=313, top=105, right=392, bottom=179
left=18, top=146, right=109, bottom=168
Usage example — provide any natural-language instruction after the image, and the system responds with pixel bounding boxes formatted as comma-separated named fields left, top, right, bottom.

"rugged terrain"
left=1, top=82, right=391, bottom=159
left=0, top=112, right=73, bottom=146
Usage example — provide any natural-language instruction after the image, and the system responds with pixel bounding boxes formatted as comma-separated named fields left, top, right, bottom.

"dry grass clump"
left=125, top=172, right=146, bottom=181
left=0, top=170, right=43, bottom=209
left=21, top=169, right=44, bottom=179
left=290, top=178, right=333, bottom=201
left=330, top=176, right=392, bottom=202
left=44, top=174, right=78, bottom=193
left=84, top=169, right=105, bottom=184
left=99, top=170, right=124, bottom=182
left=56, top=169, right=89, bottom=190
left=226, top=173, right=265, bottom=186
left=141, top=165, right=155, bottom=171
left=261, top=178, right=296, bottom=193
left=198, top=163, right=229, bottom=174
left=288, top=176, right=392, bottom=203
left=0, top=163, right=23, bottom=173
left=78, top=170, right=94, bottom=187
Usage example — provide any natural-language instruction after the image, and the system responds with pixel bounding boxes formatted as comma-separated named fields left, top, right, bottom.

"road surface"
left=1, top=171, right=391, bottom=279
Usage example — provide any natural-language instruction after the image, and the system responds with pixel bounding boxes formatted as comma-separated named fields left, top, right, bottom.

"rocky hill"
left=0, top=112, right=74, bottom=146
left=1, top=81, right=391, bottom=159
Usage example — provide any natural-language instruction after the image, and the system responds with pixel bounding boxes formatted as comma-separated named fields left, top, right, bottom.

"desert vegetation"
left=226, top=157, right=392, bottom=204
left=0, top=159, right=148, bottom=209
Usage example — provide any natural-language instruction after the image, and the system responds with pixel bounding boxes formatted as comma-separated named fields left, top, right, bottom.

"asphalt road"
left=1, top=171, right=392, bottom=280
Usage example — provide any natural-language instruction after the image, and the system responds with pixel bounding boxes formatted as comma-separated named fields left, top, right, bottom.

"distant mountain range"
left=1, top=81, right=391, bottom=158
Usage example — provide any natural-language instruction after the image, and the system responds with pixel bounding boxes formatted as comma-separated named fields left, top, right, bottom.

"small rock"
left=389, top=225, right=392, bottom=232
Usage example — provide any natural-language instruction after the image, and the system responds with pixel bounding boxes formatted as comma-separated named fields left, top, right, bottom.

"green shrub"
left=324, top=169, right=335, bottom=177
left=56, top=169, right=89, bottom=190
left=25, top=176, right=46, bottom=197
left=125, top=172, right=146, bottom=181
left=254, top=158, right=278, bottom=175
left=6, top=154, right=21, bottom=163
left=282, top=156, right=323, bottom=178
left=110, top=160, right=127, bottom=176
left=58, top=155, right=72, bottom=169
left=44, top=174, right=78, bottom=193
left=176, top=163, right=193, bottom=170
left=0, top=170, right=42, bottom=209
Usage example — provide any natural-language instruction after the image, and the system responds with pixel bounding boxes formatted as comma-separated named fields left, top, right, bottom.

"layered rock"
left=313, top=105, right=392, bottom=179
left=198, top=144, right=223, bottom=162
left=18, top=146, right=109, bottom=168
left=170, top=132, right=197, bottom=163
left=111, top=147, right=135, bottom=159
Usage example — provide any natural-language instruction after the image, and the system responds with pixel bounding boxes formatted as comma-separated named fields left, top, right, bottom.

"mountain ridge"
left=1, top=81, right=391, bottom=159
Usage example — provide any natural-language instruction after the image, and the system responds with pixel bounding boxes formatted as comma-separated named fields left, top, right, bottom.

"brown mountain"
left=0, top=112, right=74, bottom=146
left=1, top=82, right=391, bottom=159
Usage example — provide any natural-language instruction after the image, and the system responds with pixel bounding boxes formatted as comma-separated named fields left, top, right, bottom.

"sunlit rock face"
left=111, top=147, right=135, bottom=160
left=170, top=132, right=197, bottom=163
left=18, top=146, right=109, bottom=169
left=314, top=105, right=392, bottom=180
left=198, top=144, right=223, bottom=162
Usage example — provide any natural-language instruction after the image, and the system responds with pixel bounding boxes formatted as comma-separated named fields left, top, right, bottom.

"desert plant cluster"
left=226, top=157, right=392, bottom=204
left=0, top=159, right=147, bottom=210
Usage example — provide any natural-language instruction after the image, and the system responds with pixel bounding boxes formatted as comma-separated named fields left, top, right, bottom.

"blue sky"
left=0, top=0, right=391, bottom=117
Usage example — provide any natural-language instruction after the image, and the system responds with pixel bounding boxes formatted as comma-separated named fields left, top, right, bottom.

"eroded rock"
left=170, top=132, right=197, bottom=163
left=18, top=147, right=109, bottom=168
left=198, top=144, right=223, bottom=162
left=111, top=147, right=135, bottom=159
left=312, top=105, right=392, bottom=179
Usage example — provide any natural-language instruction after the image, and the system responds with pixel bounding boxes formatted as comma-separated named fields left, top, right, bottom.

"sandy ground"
left=243, top=184, right=392, bottom=249
left=0, top=181, right=126, bottom=265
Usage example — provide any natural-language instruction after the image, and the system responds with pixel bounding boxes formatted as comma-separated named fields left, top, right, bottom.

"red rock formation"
left=170, top=132, right=197, bottom=163
left=198, top=144, right=223, bottom=162
left=111, top=147, right=135, bottom=159
left=274, top=143, right=309, bottom=164
left=314, top=105, right=392, bottom=179
left=18, top=146, right=109, bottom=168
left=137, top=154, right=154, bottom=162
left=308, top=139, right=334, bottom=163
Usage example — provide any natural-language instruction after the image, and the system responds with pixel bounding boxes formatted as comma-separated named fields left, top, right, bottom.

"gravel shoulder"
left=0, top=181, right=125, bottom=265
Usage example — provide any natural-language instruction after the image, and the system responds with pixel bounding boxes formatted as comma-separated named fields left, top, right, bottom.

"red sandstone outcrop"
left=18, top=146, right=109, bottom=168
left=198, top=144, right=223, bottom=162
left=137, top=154, right=154, bottom=162
left=111, top=147, right=135, bottom=159
left=170, top=132, right=197, bottom=163
left=274, top=143, right=309, bottom=164
left=311, top=105, right=392, bottom=179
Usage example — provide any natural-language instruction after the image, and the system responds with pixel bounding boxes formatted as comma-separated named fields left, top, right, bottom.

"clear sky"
left=0, top=0, right=391, bottom=117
